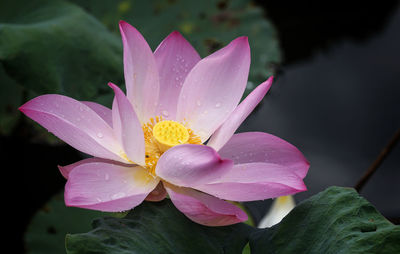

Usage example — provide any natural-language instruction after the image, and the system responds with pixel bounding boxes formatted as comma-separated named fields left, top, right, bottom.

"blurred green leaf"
left=242, top=243, right=251, bottom=254
left=70, top=0, right=282, bottom=91
left=0, top=0, right=123, bottom=104
left=0, top=63, right=22, bottom=135
left=249, top=186, right=400, bottom=254
left=25, top=193, right=103, bottom=254
left=65, top=199, right=253, bottom=254
left=0, top=0, right=123, bottom=141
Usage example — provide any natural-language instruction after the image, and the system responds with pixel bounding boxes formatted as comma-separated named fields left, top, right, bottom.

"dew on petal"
left=215, top=102, right=221, bottom=108
left=111, top=192, right=126, bottom=200
left=104, top=173, right=110, bottom=181
left=196, top=100, right=202, bottom=106
left=161, top=110, right=169, bottom=117
left=97, top=132, right=104, bottom=138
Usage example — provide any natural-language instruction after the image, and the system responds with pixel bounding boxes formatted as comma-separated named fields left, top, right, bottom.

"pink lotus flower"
left=19, top=21, right=309, bottom=226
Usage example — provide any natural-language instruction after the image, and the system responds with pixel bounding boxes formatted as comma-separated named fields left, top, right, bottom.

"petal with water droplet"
left=119, top=21, right=160, bottom=123
left=165, top=183, right=247, bottom=226
left=156, top=144, right=233, bottom=187
left=110, top=82, right=145, bottom=166
left=154, top=31, right=200, bottom=120
left=65, top=159, right=159, bottom=212
left=196, top=162, right=306, bottom=201
left=19, top=94, right=125, bottom=162
left=176, top=37, right=250, bottom=142
left=218, top=132, right=309, bottom=178
left=208, top=77, right=273, bottom=151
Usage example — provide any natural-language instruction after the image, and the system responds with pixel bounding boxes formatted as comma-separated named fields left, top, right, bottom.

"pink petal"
left=81, top=101, right=113, bottom=127
left=176, top=37, right=251, bottom=142
left=109, top=83, right=145, bottom=166
left=65, top=159, right=159, bottom=212
left=19, top=95, right=125, bottom=162
left=58, top=157, right=110, bottom=179
left=208, top=77, right=273, bottom=151
left=154, top=31, right=201, bottom=120
left=145, top=182, right=167, bottom=202
left=196, top=162, right=307, bottom=202
left=219, top=132, right=310, bottom=178
left=155, top=144, right=233, bottom=187
left=119, top=21, right=159, bottom=123
left=165, top=184, right=247, bottom=226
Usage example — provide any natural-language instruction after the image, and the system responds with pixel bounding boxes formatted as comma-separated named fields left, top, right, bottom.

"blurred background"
left=0, top=0, right=399, bottom=253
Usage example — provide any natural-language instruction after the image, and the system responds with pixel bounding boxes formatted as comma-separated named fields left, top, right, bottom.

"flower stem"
left=355, top=128, right=400, bottom=192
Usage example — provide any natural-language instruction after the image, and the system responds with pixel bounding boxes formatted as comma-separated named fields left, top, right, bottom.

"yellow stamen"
left=141, top=117, right=201, bottom=176
left=153, top=120, right=189, bottom=152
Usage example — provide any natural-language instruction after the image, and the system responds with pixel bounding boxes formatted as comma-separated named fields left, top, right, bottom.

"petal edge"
left=165, top=184, right=247, bottom=226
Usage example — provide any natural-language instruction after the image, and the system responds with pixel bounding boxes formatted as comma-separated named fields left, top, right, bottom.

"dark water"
left=245, top=2, right=400, bottom=222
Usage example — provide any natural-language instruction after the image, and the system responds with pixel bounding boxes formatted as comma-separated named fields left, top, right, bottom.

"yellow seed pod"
left=152, top=120, right=189, bottom=152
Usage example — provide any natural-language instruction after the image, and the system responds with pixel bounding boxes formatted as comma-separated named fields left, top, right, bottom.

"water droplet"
left=111, top=192, right=126, bottom=200
left=97, top=132, right=104, bottom=138
left=96, top=197, right=102, bottom=202
left=215, top=102, right=221, bottom=108
left=161, top=110, right=169, bottom=117
left=104, top=173, right=110, bottom=181
left=196, top=100, right=202, bottom=106
left=175, top=77, right=180, bottom=81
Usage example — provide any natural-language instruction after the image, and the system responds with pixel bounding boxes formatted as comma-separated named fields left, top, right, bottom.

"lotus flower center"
left=152, top=120, right=189, bottom=152
left=142, top=117, right=201, bottom=175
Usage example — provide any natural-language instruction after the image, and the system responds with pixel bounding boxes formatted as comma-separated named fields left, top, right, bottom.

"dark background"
left=1, top=1, right=399, bottom=253
left=246, top=0, right=400, bottom=222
